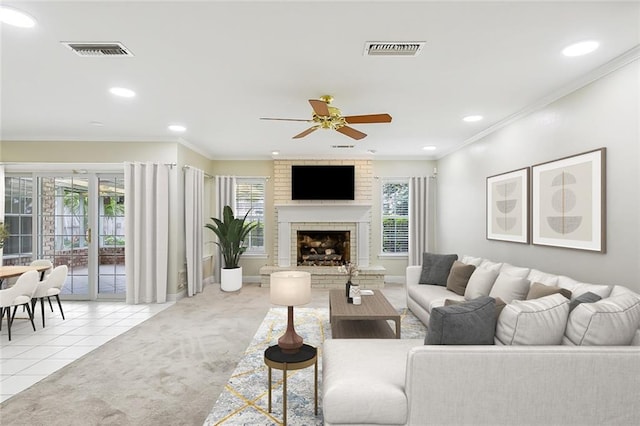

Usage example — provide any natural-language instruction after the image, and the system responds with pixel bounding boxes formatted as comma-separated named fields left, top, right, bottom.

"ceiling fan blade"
left=260, top=117, right=313, bottom=122
left=336, top=126, right=367, bottom=140
left=309, top=99, right=330, bottom=116
left=293, top=126, right=319, bottom=139
left=343, top=113, right=392, bottom=124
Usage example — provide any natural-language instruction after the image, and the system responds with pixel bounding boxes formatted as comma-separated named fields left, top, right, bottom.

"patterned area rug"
left=204, top=307, right=426, bottom=425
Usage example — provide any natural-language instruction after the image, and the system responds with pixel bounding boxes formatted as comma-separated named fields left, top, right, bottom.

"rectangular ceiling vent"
left=364, top=41, right=425, bottom=57
left=331, top=145, right=355, bottom=149
left=61, top=42, right=133, bottom=57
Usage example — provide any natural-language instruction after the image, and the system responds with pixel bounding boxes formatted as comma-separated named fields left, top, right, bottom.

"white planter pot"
left=221, top=267, right=243, bottom=292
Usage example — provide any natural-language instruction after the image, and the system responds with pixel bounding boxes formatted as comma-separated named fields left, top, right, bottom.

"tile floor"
left=0, top=299, right=174, bottom=402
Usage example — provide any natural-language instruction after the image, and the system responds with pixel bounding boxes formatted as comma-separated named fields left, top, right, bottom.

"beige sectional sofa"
left=322, top=255, right=640, bottom=425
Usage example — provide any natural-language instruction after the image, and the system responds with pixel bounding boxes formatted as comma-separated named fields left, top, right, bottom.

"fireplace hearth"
left=297, top=230, right=350, bottom=266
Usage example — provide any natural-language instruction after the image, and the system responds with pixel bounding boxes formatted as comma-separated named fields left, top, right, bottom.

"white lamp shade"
left=270, top=271, right=311, bottom=306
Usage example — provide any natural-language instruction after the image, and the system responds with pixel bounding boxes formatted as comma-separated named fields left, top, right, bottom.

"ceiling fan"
left=260, top=95, right=392, bottom=140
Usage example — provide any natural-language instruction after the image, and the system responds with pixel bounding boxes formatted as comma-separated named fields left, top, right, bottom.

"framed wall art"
left=486, top=167, right=529, bottom=243
left=532, top=148, right=606, bottom=252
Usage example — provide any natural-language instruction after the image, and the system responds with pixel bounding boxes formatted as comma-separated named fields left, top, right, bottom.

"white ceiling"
left=1, top=1, right=639, bottom=160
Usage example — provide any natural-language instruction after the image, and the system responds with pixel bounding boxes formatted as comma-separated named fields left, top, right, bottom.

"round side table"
left=264, top=344, right=318, bottom=425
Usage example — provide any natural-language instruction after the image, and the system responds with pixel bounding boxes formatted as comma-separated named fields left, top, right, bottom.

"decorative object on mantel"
left=205, top=205, right=257, bottom=291
left=270, top=270, right=312, bottom=353
left=486, top=167, right=530, bottom=244
left=339, top=262, right=360, bottom=303
left=531, top=148, right=606, bottom=252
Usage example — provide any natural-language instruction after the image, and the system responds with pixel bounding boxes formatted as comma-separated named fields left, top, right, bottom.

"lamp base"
left=278, top=306, right=303, bottom=354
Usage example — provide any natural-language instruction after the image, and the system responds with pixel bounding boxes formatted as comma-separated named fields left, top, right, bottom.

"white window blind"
left=235, top=178, right=265, bottom=253
left=382, top=180, right=409, bottom=254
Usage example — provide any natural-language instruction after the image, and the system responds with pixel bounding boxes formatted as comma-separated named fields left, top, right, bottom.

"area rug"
left=204, top=307, right=426, bottom=425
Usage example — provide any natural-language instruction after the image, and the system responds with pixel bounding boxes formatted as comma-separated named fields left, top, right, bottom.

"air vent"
left=364, top=41, right=425, bottom=57
left=331, top=145, right=355, bottom=149
left=61, top=42, right=133, bottom=57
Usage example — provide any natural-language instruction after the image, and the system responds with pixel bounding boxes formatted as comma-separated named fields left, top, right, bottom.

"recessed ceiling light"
left=168, top=124, right=186, bottom=132
left=109, top=87, right=136, bottom=98
left=422, top=146, right=437, bottom=151
left=562, top=40, right=599, bottom=57
left=0, top=6, right=36, bottom=28
left=463, top=115, right=483, bottom=122
left=271, top=150, right=280, bottom=156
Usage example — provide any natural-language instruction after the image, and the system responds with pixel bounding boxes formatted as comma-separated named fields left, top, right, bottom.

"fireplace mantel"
left=276, top=204, right=372, bottom=267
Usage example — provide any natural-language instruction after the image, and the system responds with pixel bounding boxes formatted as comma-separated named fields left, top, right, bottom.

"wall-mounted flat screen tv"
left=291, top=165, right=355, bottom=200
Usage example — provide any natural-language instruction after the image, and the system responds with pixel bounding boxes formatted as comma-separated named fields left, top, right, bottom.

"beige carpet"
left=0, top=285, right=271, bottom=426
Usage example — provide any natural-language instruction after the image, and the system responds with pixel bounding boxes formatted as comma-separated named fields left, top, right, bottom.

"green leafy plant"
left=0, top=222, right=9, bottom=249
left=205, top=205, right=257, bottom=269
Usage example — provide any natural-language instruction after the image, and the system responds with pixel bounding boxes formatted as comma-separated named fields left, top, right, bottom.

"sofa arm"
left=406, top=265, right=421, bottom=286
left=404, top=345, right=640, bottom=425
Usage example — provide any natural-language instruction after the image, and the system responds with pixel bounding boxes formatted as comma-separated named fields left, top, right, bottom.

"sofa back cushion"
left=526, top=269, right=560, bottom=286
left=426, top=296, right=496, bottom=345
left=489, top=273, right=530, bottom=303
left=496, top=293, right=570, bottom=345
left=559, top=281, right=612, bottom=300
left=499, top=263, right=531, bottom=278
left=527, top=282, right=572, bottom=300
left=419, top=252, right=458, bottom=286
left=446, top=261, right=476, bottom=296
left=564, top=294, right=640, bottom=346
left=464, top=268, right=499, bottom=300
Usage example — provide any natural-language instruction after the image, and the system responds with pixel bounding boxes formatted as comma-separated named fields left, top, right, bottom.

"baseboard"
left=167, top=288, right=186, bottom=302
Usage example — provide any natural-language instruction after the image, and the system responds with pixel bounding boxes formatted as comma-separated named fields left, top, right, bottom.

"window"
left=3, top=176, right=34, bottom=262
left=235, top=178, right=265, bottom=253
left=381, top=180, right=409, bottom=254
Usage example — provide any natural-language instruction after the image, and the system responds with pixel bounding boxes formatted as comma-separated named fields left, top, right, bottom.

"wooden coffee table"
left=329, top=289, right=401, bottom=339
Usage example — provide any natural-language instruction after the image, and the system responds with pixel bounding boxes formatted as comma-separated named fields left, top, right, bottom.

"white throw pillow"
left=489, top=273, right=530, bottom=303
left=460, top=255, right=483, bottom=267
left=526, top=269, right=559, bottom=286
left=496, top=293, right=570, bottom=345
left=559, top=280, right=612, bottom=300
left=464, top=268, right=499, bottom=300
left=479, top=260, right=503, bottom=271
left=564, top=294, right=640, bottom=346
left=499, top=263, right=530, bottom=279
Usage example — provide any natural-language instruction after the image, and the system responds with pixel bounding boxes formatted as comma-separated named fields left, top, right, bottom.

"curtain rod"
left=182, top=165, right=213, bottom=179
left=214, top=175, right=271, bottom=180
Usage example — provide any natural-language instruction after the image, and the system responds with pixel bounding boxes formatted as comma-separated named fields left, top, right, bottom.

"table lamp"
left=270, top=271, right=311, bottom=353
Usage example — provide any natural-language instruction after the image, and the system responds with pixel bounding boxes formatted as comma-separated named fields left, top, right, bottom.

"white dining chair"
left=31, top=265, right=68, bottom=328
left=30, top=258, right=54, bottom=280
left=0, top=269, right=39, bottom=341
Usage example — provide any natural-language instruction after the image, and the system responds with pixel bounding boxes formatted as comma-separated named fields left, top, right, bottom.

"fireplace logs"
left=297, top=231, right=350, bottom=266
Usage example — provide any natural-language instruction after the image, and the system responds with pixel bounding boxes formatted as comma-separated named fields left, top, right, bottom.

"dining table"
left=0, top=264, right=51, bottom=288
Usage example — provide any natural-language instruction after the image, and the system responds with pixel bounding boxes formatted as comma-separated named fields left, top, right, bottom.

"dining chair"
left=30, top=258, right=54, bottom=281
left=0, top=269, right=39, bottom=341
left=31, top=265, right=68, bottom=328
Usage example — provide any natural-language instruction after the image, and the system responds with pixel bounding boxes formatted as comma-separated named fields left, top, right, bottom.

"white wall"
left=437, top=60, right=640, bottom=291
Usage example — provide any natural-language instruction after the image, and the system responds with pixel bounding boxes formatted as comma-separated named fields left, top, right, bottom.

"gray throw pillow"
left=419, top=252, right=458, bottom=286
left=569, top=291, right=602, bottom=312
left=426, top=296, right=496, bottom=345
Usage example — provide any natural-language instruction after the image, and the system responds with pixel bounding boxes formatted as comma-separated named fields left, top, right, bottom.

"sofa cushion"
left=558, top=280, right=612, bottom=300
left=322, top=338, right=423, bottom=425
left=446, top=261, right=476, bottom=296
left=568, top=291, right=601, bottom=312
left=460, top=255, right=483, bottom=266
left=426, top=296, right=496, bottom=345
left=609, top=285, right=640, bottom=299
left=407, top=284, right=461, bottom=314
left=496, top=293, right=570, bottom=345
left=526, top=269, right=560, bottom=286
left=499, top=263, right=531, bottom=278
left=527, top=282, right=572, bottom=300
left=464, top=268, right=499, bottom=300
left=479, top=259, right=503, bottom=271
left=489, top=273, right=530, bottom=303
left=418, top=252, right=458, bottom=286
left=564, top=294, right=640, bottom=346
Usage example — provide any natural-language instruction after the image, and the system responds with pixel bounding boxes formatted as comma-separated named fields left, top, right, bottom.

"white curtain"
left=184, top=167, right=204, bottom=296
left=409, top=176, right=436, bottom=266
left=214, top=176, right=236, bottom=284
left=124, top=162, right=169, bottom=304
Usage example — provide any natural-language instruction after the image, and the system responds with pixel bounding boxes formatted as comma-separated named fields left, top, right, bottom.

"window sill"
left=242, top=252, right=268, bottom=259
left=377, top=253, right=408, bottom=259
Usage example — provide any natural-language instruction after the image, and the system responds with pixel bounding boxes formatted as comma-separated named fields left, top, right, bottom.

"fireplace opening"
left=297, top=230, right=350, bottom=266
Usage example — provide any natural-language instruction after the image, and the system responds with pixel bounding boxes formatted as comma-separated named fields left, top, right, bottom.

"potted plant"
left=0, top=222, right=8, bottom=249
left=205, top=205, right=257, bottom=291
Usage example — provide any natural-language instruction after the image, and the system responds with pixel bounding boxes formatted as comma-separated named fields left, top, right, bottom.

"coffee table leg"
left=396, top=318, right=401, bottom=339
left=314, top=358, right=318, bottom=415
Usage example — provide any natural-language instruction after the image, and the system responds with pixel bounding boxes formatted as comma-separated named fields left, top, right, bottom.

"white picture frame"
left=486, top=167, right=529, bottom=244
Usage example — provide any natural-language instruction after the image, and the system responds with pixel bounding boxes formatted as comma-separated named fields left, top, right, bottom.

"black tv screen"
left=291, top=165, right=355, bottom=200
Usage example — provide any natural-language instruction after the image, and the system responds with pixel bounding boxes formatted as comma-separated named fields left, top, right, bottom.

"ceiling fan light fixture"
left=423, top=146, right=437, bottom=151
left=168, top=124, right=186, bottom=132
left=562, top=40, right=599, bottom=57
left=0, top=6, right=36, bottom=28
